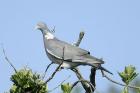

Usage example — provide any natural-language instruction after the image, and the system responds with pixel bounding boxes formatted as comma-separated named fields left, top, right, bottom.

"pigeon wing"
left=44, top=38, right=90, bottom=60
left=44, top=38, right=104, bottom=66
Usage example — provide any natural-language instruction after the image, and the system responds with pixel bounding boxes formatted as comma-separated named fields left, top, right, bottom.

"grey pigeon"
left=35, top=22, right=112, bottom=74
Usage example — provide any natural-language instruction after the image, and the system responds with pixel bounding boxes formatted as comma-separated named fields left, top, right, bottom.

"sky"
left=0, top=0, right=140, bottom=93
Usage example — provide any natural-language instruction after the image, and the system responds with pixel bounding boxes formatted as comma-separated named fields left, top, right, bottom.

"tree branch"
left=1, top=44, right=17, bottom=73
left=101, top=70, right=140, bottom=90
left=72, top=68, right=95, bottom=93
left=90, top=67, right=96, bottom=88
left=73, top=31, right=85, bottom=47
left=72, top=31, right=95, bottom=93
left=71, top=79, right=95, bottom=92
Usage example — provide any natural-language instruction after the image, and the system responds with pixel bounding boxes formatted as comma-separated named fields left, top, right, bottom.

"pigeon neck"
left=44, top=32, right=55, bottom=40
left=40, top=29, right=47, bottom=35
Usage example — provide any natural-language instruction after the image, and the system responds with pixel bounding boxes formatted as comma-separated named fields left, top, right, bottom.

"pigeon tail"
left=99, top=66, right=113, bottom=75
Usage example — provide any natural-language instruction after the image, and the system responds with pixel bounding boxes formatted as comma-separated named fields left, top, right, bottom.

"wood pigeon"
left=35, top=22, right=112, bottom=74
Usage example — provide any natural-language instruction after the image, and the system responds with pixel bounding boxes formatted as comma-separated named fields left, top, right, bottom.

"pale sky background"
left=0, top=0, right=140, bottom=93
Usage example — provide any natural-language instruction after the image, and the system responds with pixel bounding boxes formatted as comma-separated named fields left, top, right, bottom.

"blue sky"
left=0, top=0, right=140, bottom=93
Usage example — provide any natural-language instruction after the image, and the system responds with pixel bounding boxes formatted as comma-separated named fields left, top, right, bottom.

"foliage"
left=10, top=68, right=48, bottom=93
left=118, top=65, right=138, bottom=85
left=118, top=65, right=139, bottom=93
left=6, top=64, right=140, bottom=93
left=8, top=65, right=140, bottom=93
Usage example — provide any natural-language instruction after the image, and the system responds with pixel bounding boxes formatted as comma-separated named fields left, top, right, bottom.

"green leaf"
left=61, top=83, right=72, bottom=93
left=118, top=65, right=138, bottom=85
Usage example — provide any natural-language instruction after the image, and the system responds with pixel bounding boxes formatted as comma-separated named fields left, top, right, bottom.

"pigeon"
left=35, top=22, right=112, bottom=74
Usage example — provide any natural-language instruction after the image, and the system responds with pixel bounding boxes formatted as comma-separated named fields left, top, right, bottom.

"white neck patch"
left=45, top=32, right=54, bottom=40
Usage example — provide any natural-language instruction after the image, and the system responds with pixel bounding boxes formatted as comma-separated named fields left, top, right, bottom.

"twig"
left=42, top=62, right=53, bottom=79
left=73, top=31, right=85, bottom=46
left=1, top=44, right=17, bottom=72
left=48, top=75, right=71, bottom=93
left=1, top=46, right=27, bottom=92
left=45, top=47, right=65, bottom=84
left=101, top=70, right=140, bottom=89
left=51, top=26, right=55, bottom=33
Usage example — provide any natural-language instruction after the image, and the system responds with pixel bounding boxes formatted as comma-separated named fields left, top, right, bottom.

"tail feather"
left=99, top=66, right=113, bottom=75
left=89, top=63, right=113, bottom=75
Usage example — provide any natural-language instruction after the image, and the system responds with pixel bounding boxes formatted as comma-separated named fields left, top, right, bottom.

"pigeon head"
left=35, top=22, right=51, bottom=35
left=35, top=22, right=55, bottom=39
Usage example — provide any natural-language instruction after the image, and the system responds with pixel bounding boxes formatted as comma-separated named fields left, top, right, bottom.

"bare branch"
left=1, top=44, right=17, bottom=72
left=45, top=47, right=65, bottom=84
left=72, top=68, right=95, bottom=93
left=101, top=70, right=140, bottom=90
left=73, top=31, right=85, bottom=46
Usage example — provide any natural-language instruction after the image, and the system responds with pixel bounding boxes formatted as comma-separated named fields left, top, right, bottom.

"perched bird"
left=35, top=22, right=112, bottom=74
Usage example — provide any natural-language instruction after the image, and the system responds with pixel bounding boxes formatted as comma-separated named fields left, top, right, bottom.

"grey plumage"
left=35, top=22, right=112, bottom=74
